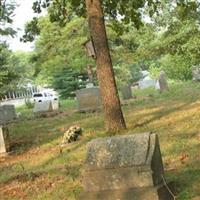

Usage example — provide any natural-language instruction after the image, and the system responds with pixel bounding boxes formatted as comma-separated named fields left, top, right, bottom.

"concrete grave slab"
left=33, top=100, right=53, bottom=113
left=79, top=133, right=174, bottom=200
left=51, top=100, right=59, bottom=111
left=0, top=105, right=16, bottom=125
left=0, top=126, right=10, bottom=155
left=75, top=87, right=102, bottom=112
left=79, top=184, right=175, bottom=200
left=33, top=100, right=59, bottom=113
left=158, top=71, right=169, bottom=92
left=120, top=84, right=133, bottom=100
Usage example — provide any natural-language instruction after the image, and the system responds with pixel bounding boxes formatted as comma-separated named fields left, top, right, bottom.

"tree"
left=84, top=0, right=126, bottom=131
left=0, top=43, right=19, bottom=97
left=26, top=0, right=160, bottom=131
left=0, top=0, right=16, bottom=38
left=132, top=1, right=200, bottom=80
left=52, top=68, right=88, bottom=98
left=27, top=17, right=93, bottom=97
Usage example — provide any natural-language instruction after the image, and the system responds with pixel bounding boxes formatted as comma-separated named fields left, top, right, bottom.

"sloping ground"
left=1, top=81, right=200, bottom=200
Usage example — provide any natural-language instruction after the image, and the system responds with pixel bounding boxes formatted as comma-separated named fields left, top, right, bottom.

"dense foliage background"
left=0, top=0, right=200, bottom=98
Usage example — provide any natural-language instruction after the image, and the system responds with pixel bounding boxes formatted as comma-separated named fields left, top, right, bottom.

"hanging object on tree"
left=82, top=39, right=96, bottom=59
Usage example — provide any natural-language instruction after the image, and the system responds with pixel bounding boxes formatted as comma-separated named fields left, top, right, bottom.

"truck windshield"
left=33, top=93, right=43, bottom=97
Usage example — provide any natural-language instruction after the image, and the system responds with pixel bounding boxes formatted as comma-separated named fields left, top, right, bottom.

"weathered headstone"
left=75, top=87, right=102, bottom=112
left=192, top=65, right=200, bottom=81
left=33, top=100, right=59, bottom=113
left=87, top=64, right=94, bottom=83
left=51, top=100, right=59, bottom=111
left=0, top=126, right=10, bottom=155
left=158, top=71, right=169, bottom=93
left=0, top=105, right=16, bottom=125
left=155, top=79, right=160, bottom=90
left=120, top=84, right=133, bottom=100
left=79, top=133, right=174, bottom=200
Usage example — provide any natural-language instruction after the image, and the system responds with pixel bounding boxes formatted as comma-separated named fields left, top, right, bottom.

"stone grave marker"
left=192, top=65, right=200, bottom=81
left=51, top=100, right=59, bottom=111
left=0, top=105, right=16, bottom=125
left=0, top=126, right=10, bottom=155
left=158, top=71, right=169, bottom=93
left=33, top=100, right=59, bottom=113
left=33, top=100, right=53, bottom=113
left=75, top=87, right=102, bottom=112
left=79, top=132, right=174, bottom=200
left=120, top=84, right=133, bottom=100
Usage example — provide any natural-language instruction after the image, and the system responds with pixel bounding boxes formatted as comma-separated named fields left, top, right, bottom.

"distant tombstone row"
left=33, top=100, right=59, bottom=114
left=79, top=132, right=174, bottom=200
left=75, top=87, right=102, bottom=112
left=0, top=105, right=16, bottom=125
left=0, top=126, right=10, bottom=156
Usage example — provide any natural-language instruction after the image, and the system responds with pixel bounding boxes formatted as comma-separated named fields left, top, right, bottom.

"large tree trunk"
left=85, top=0, right=126, bottom=131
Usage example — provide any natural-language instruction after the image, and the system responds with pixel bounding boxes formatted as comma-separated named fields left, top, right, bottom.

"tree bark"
left=85, top=0, right=126, bottom=131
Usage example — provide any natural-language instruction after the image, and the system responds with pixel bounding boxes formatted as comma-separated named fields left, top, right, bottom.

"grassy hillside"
left=1, top=81, right=200, bottom=200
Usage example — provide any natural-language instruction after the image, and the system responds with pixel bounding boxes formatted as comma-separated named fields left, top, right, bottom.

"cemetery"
left=1, top=0, right=200, bottom=200
left=0, top=82, right=200, bottom=200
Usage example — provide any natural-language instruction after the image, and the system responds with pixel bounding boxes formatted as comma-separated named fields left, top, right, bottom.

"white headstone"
left=0, top=126, right=10, bottom=154
left=51, top=100, right=59, bottom=110
left=192, top=65, right=200, bottom=81
left=33, top=100, right=59, bottom=113
left=33, top=100, right=53, bottom=113
left=155, top=80, right=160, bottom=90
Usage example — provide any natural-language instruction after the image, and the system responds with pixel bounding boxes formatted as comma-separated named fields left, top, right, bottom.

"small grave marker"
left=192, top=65, right=200, bottom=81
left=120, top=84, right=133, bottom=100
left=0, top=105, right=16, bottom=124
left=158, top=71, right=169, bottom=93
left=33, top=100, right=59, bottom=113
left=0, top=126, right=10, bottom=155
left=75, top=87, right=102, bottom=112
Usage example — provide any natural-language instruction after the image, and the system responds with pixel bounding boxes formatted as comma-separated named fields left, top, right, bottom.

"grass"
left=1, top=81, right=200, bottom=200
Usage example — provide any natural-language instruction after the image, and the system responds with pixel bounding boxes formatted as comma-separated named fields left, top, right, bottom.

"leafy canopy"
left=0, top=0, right=16, bottom=37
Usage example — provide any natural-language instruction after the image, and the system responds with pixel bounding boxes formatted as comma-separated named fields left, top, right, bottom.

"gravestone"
left=0, top=105, right=16, bottom=125
left=158, top=71, right=169, bottom=93
left=75, top=87, right=102, bottom=112
left=120, top=84, right=133, bottom=100
left=33, top=100, right=59, bottom=113
left=79, top=133, right=174, bottom=200
left=51, top=100, right=59, bottom=111
left=192, top=65, right=200, bottom=81
left=0, top=126, right=10, bottom=155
